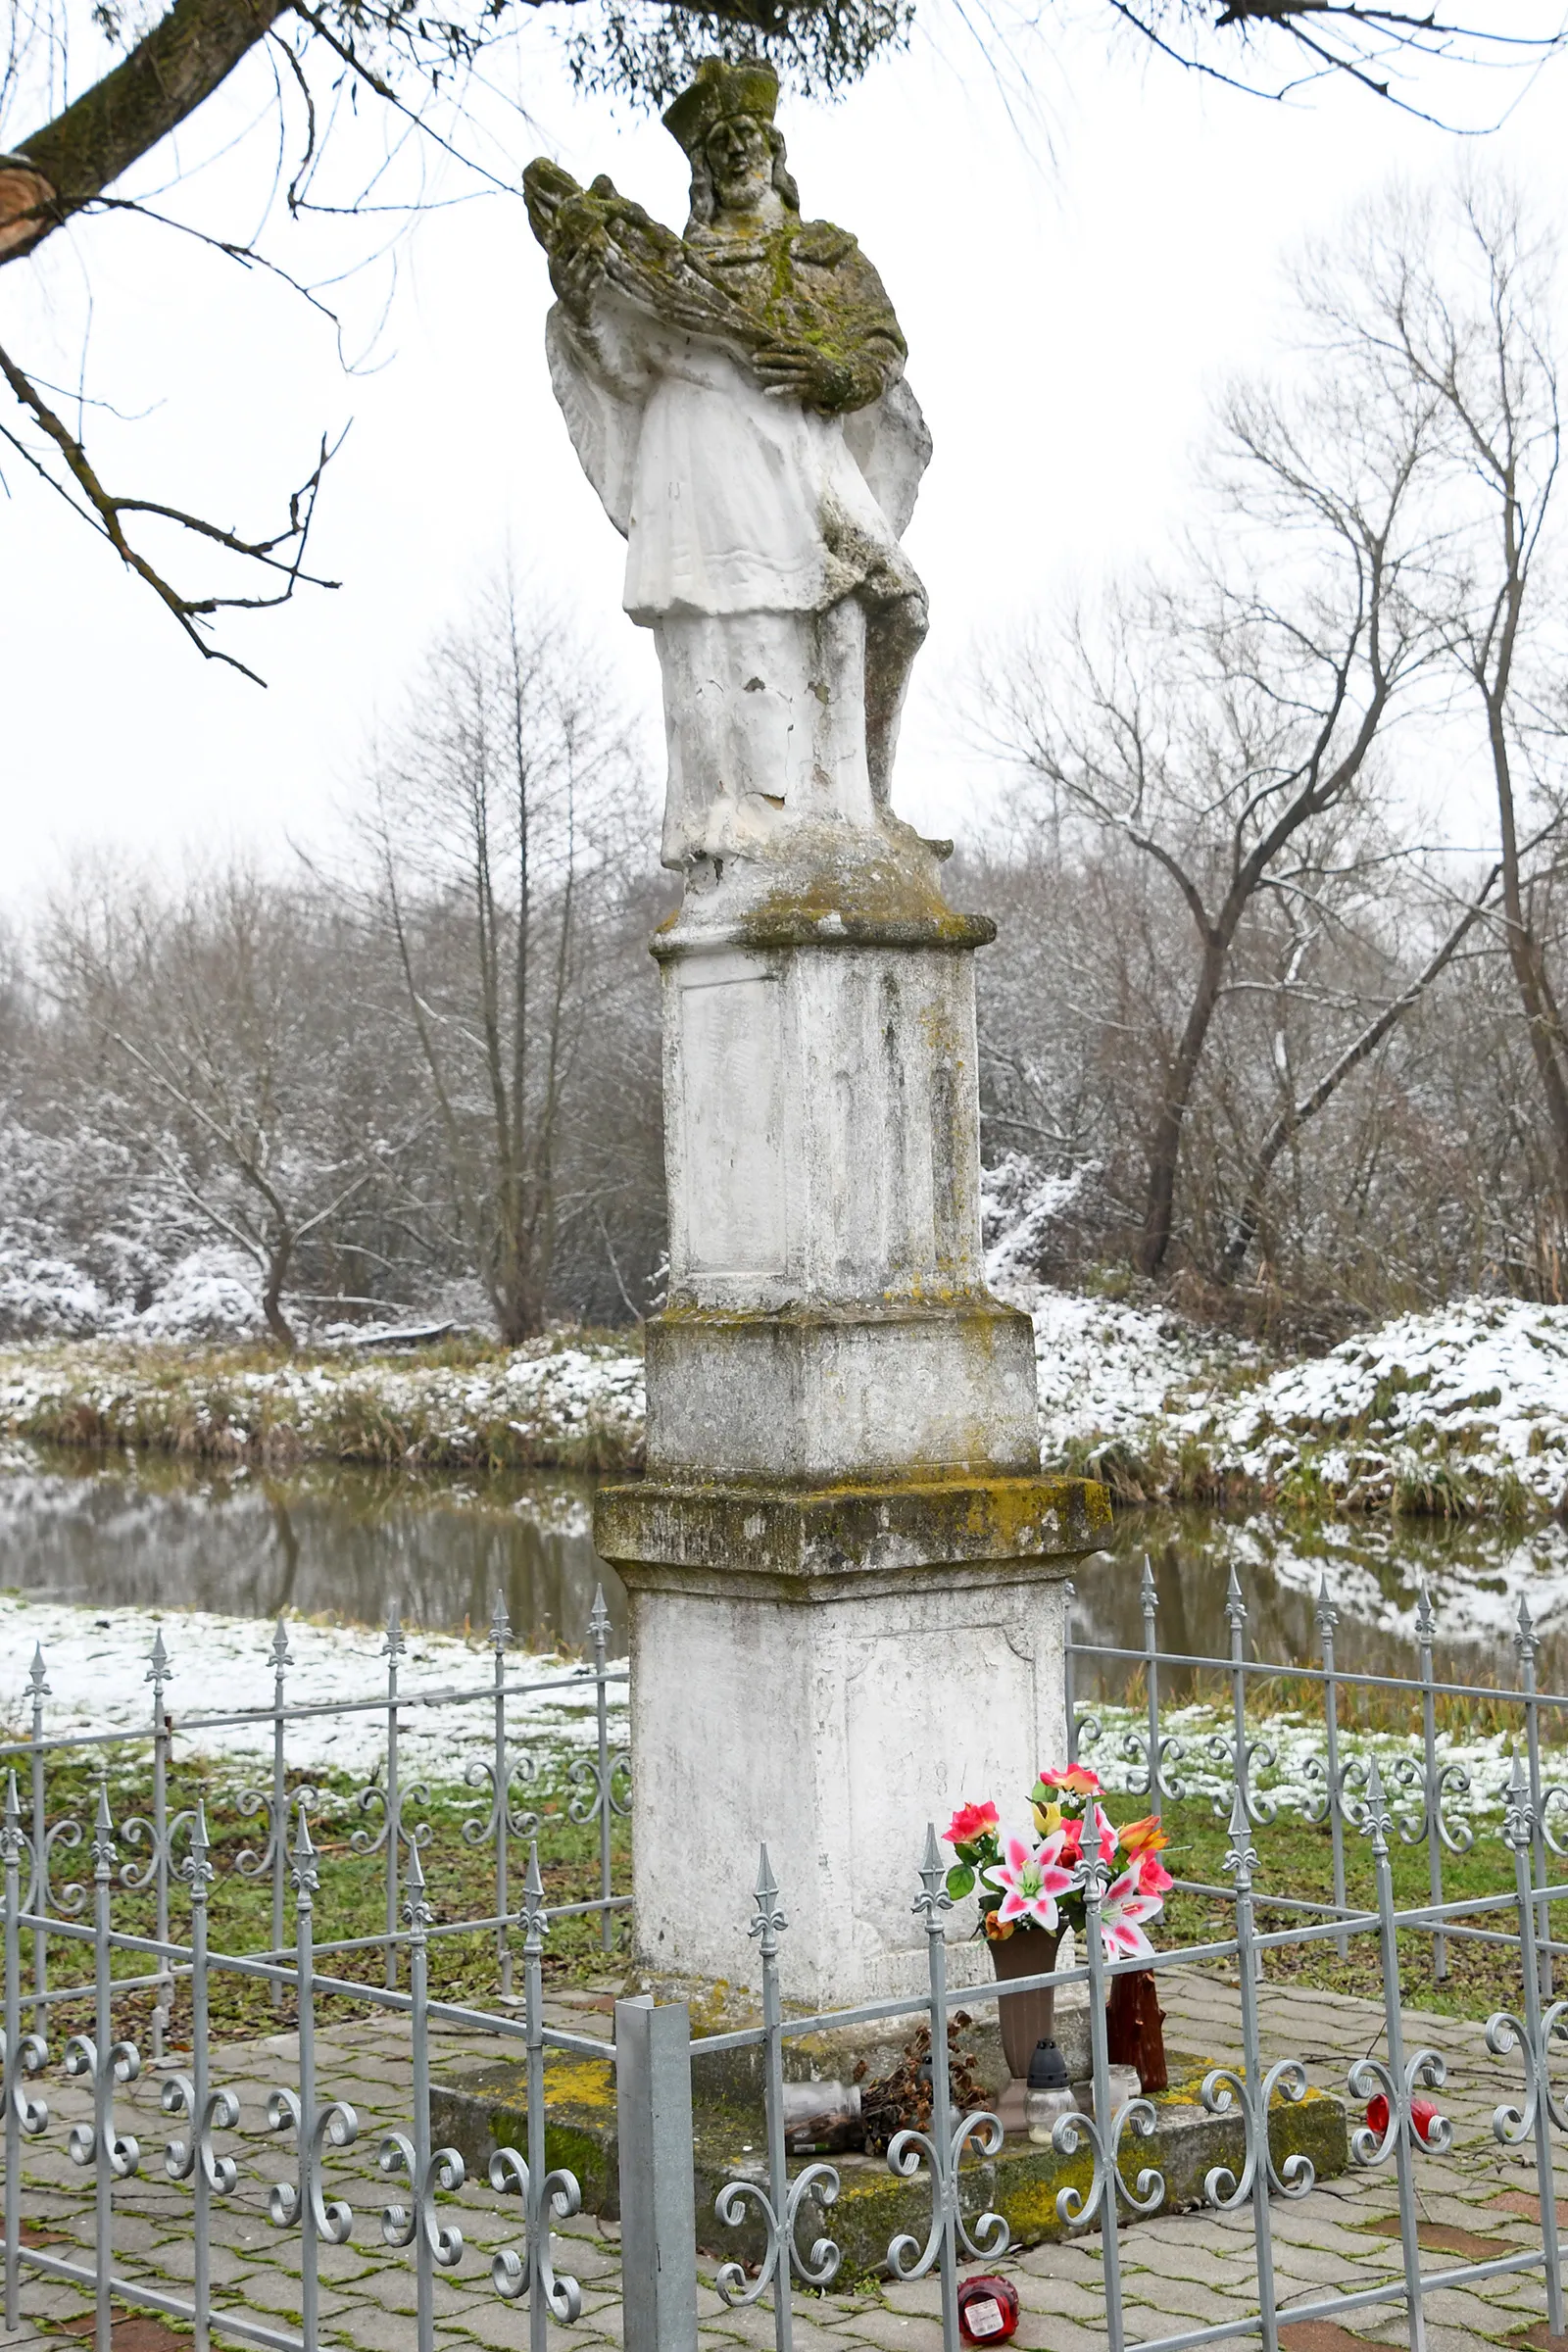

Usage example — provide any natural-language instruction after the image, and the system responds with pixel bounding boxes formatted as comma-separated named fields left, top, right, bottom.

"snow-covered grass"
left=1196, top=1297, right=1568, bottom=1517
left=1080, top=1696, right=1563, bottom=1825
left=7, top=1286, right=1568, bottom=1520
left=1010, top=1285, right=1258, bottom=1457
left=0, top=1594, right=623, bottom=1784
left=0, top=1332, right=646, bottom=1473
left=1010, top=1287, right=1568, bottom=1523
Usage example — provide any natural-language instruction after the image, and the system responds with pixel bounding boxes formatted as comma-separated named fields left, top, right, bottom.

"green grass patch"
left=23, top=1741, right=628, bottom=2051
left=1152, top=1793, right=1538, bottom=2023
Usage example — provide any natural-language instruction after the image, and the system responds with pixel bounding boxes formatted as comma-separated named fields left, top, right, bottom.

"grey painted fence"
left=1, top=1572, right=1566, bottom=2352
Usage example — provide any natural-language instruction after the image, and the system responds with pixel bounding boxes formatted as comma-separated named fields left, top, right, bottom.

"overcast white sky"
left=3, top=14, right=1568, bottom=907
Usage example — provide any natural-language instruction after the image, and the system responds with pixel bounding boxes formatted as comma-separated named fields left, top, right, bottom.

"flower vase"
left=988, top=1927, right=1061, bottom=2079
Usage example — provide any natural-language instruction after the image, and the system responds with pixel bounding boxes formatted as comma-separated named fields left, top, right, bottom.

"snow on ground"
left=0, top=1337, right=647, bottom=1467
left=1000, top=1283, right=1255, bottom=1457
left=7, top=1285, right=1568, bottom=1516
left=0, top=1596, right=623, bottom=1783
left=1196, top=1297, right=1568, bottom=1512
left=1081, top=1697, right=1564, bottom=1826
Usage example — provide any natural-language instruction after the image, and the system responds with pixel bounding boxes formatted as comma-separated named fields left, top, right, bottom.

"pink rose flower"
left=945, top=1801, right=1000, bottom=1848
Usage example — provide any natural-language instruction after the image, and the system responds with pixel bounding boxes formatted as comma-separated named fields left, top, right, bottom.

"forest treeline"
left=5, top=173, right=1568, bottom=1348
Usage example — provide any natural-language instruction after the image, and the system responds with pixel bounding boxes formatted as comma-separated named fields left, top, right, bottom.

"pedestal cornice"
left=594, top=1472, right=1112, bottom=1604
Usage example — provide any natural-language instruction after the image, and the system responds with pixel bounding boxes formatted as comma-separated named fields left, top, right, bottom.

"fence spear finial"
left=186, top=1797, right=214, bottom=1891
left=1359, top=1751, right=1394, bottom=1853
left=749, top=1843, right=786, bottom=1949
left=1503, top=1751, right=1534, bottom=1852
left=1225, top=1564, right=1248, bottom=1632
left=1223, top=1785, right=1255, bottom=1891
left=489, top=1589, right=513, bottom=1651
left=91, top=1773, right=116, bottom=1871
left=913, top=1822, right=951, bottom=1925
left=1, top=1770, right=21, bottom=1866
left=290, top=1791, right=319, bottom=1895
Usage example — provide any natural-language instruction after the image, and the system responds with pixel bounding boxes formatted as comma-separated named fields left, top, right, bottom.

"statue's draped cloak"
left=545, top=217, right=929, bottom=626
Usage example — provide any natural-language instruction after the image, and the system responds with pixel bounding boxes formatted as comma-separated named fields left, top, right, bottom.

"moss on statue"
left=524, top=154, right=906, bottom=418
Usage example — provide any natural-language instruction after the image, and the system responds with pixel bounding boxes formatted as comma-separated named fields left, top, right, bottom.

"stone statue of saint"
left=524, top=59, right=930, bottom=874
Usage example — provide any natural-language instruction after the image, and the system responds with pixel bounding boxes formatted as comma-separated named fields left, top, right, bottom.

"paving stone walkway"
left=4, top=1970, right=1566, bottom=2352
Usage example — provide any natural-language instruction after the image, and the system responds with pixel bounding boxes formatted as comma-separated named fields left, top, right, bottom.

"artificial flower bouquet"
left=943, top=1764, right=1174, bottom=1958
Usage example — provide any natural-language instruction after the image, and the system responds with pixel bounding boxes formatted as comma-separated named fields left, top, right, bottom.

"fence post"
left=377, top=1843, right=465, bottom=2352
left=1518, top=1601, right=1552, bottom=1997
left=1494, top=1755, right=1565, bottom=2340
left=269, top=1620, right=291, bottom=2010
left=616, top=1994, right=698, bottom=2352
left=268, top=1798, right=358, bottom=2352
left=3, top=1772, right=48, bottom=2337
left=1352, top=1754, right=1440, bottom=2352
left=491, top=1593, right=514, bottom=1997
left=1222, top=1792, right=1280, bottom=2352
left=1141, top=1559, right=1161, bottom=1814
left=1316, top=1579, right=1348, bottom=1960
left=384, top=1607, right=405, bottom=1992
left=76, top=1778, right=140, bottom=2352
left=4, top=1770, right=26, bottom=2332
left=26, top=1647, right=48, bottom=2042
left=148, top=1630, right=173, bottom=2062
left=1414, top=1586, right=1447, bottom=1984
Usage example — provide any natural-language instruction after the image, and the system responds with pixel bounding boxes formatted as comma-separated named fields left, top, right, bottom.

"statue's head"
left=662, top=57, right=800, bottom=226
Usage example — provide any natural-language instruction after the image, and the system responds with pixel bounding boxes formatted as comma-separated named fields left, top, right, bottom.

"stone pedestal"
left=596, top=1476, right=1109, bottom=2006
left=594, top=824, right=1109, bottom=2007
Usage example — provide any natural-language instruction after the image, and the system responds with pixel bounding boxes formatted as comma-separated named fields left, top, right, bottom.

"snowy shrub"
left=134, top=1250, right=263, bottom=1341
left=0, top=1252, right=110, bottom=1338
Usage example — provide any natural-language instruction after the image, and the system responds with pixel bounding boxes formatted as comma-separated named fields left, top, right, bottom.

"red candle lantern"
left=957, top=2275, right=1020, bottom=2343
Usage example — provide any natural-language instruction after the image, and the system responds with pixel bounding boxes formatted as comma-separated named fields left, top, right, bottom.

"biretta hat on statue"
left=662, top=57, right=780, bottom=158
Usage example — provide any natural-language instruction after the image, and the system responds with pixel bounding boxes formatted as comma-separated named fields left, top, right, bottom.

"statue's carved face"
left=704, top=115, right=773, bottom=216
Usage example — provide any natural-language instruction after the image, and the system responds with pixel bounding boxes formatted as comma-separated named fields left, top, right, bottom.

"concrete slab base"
left=431, top=2048, right=1348, bottom=2280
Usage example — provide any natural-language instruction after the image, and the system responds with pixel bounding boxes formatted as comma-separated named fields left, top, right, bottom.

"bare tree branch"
left=0, top=338, right=340, bottom=681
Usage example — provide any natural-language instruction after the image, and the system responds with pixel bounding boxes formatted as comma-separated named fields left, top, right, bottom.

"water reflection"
left=4, top=1446, right=1567, bottom=1700
left=1085, top=1503, right=1568, bottom=1700
left=0, top=1445, right=625, bottom=1655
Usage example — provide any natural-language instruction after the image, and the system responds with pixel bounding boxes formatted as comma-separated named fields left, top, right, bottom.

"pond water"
left=0, top=1443, right=623, bottom=1656
left=3, top=1443, right=1567, bottom=1697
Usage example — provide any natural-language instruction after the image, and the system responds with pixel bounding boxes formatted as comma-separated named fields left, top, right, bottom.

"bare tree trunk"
left=261, top=1231, right=297, bottom=1351
left=1489, top=698, right=1568, bottom=1210
left=1218, top=870, right=1499, bottom=1283
left=1138, top=930, right=1229, bottom=1278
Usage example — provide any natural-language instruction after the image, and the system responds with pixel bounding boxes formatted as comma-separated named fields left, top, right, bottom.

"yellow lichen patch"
left=542, top=2054, right=615, bottom=2111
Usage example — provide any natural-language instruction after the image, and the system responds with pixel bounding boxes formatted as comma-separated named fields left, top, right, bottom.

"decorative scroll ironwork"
left=716, top=1846, right=842, bottom=2329
left=883, top=1826, right=1008, bottom=2312
left=490, top=1844, right=583, bottom=2346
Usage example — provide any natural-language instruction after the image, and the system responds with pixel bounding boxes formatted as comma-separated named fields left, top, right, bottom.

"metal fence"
left=1, top=1570, right=1567, bottom=2352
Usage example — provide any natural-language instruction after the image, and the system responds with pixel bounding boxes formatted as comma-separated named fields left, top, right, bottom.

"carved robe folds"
left=544, top=222, right=928, bottom=868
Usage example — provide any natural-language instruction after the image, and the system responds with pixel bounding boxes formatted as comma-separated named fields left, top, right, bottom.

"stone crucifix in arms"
left=524, top=59, right=930, bottom=875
